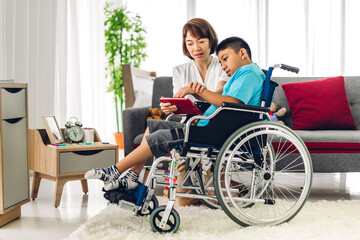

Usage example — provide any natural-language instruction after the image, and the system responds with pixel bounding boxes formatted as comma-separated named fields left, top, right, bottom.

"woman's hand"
left=188, top=81, right=206, bottom=94
left=160, top=98, right=178, bottom=114
left=173, top=86, right=196, bottom=98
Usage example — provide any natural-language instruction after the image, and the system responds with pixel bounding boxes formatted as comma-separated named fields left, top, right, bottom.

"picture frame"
left=42, top=116, right=64, bottom=144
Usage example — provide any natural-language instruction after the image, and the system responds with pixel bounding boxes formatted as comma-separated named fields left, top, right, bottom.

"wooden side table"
left=28, top=128, right=118, bottom=207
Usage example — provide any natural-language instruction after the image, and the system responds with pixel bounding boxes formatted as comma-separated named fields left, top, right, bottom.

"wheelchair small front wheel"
left=137, top=195, right=159, bottom=216
left=150, top=206, right=180, bottom=233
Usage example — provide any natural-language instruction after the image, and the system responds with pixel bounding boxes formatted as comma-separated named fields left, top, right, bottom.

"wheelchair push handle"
left=271, top=64, right=299, bottom=74
left=279, top=64, right=299, bottom=74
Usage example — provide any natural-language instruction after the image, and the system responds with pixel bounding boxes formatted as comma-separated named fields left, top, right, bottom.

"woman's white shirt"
left=172, top=56, right=229, bottom=102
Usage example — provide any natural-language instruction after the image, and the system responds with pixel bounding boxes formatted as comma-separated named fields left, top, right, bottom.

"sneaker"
left=103, top=170, right=139, bottom=191
left=84, top=165, right=121, bottom=183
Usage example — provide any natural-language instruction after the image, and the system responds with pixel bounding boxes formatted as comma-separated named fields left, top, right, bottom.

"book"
left=0, top=79, right=14, bottom=82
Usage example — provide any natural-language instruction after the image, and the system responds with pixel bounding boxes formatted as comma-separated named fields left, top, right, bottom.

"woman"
left=85, top=18, right=228, bottom=207
left=160, top=18, right=229, bottom=206
left=160, top=18, right=229, bottom=114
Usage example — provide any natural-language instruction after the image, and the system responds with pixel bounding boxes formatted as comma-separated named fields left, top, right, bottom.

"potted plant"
left=104, top=2, right=147, bottom=148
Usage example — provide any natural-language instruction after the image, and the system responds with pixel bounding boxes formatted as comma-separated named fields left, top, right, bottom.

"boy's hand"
left=160, top=97, right=178, bottom=114
left=188, top=82, right=206, bottom=94
left=173, top=86, right=196, bottom=98
left=191, top=119, right=199, bottom=126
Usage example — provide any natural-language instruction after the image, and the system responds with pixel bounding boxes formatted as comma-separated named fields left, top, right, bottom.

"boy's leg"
left=85, top=127, right=152, bottom=185
left=84, top=165, right=121, bottom=183
left=115, top=127, right=152, bottom=173
left=104, top=128, right=153, bottom=191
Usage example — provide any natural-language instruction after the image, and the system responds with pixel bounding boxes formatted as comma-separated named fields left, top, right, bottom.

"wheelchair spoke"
left=214, top=122, right=312, bottom=227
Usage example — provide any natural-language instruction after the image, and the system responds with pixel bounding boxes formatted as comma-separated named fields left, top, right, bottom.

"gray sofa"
left=272, top=76, right=360, bottom=172
left=123, top=77, right=173, bottom=163
left=123, top=76, right=360, bottom=172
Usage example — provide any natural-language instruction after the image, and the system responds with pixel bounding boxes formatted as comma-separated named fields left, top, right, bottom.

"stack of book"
left=0, top=79, right=14, bottom=83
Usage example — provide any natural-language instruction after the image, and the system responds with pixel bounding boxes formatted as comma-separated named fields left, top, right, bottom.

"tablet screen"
left=160, top=98, right=203, bottom=115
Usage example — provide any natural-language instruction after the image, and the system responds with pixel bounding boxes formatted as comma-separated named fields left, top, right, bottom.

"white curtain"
left=0, top=0, right=115, bottom=142
left=120, top=0, right=188, bottom=77
left=2, top=0, right=360, bottom=144
left=195, top=0, right=360, bottom=77
left=55, top=0, right=115, bottom=142
left=121, top=0, right=360, bottom=77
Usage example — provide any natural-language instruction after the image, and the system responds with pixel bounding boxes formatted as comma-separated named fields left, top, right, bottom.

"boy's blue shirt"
left=197, top=63, right=265, bottom=127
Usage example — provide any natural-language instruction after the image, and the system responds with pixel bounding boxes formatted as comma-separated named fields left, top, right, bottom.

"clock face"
left=66, top=126, right=84, bottom=142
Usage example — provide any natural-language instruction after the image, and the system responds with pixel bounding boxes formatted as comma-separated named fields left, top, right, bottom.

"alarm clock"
left=64, top=117, right=84, bottom=143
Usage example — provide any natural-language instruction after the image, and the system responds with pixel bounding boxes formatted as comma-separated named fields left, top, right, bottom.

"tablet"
left=160, top=98, right=203, bottom=115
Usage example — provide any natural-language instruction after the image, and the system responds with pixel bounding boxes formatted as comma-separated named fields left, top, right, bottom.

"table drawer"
left=1, top=88, right=26, bottom=119
left=59, top=149, right=116, bottom=174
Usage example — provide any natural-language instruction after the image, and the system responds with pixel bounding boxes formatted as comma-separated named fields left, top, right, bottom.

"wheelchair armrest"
left=165, top=114, right=187, bottom=122
left=221, top=102, right=270, bottom=113
left=182, top=102, right=271, bottom=145
left=194, top=101, right=211, bottom=113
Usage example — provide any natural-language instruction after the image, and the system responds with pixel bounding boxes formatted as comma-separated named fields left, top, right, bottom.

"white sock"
left=84, top=165, right=121, bottom=183
left=103, top=170, right=139, bottom=191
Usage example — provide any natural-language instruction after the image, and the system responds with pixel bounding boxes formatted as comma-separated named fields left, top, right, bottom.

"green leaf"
left=104, top=1, right=147, bottom=133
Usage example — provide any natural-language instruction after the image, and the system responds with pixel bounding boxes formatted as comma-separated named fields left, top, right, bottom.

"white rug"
left=65, top=200, right=360, bottom=240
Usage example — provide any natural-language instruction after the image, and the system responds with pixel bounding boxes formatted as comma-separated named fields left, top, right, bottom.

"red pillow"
left=282, top=76, right=357, bottom=130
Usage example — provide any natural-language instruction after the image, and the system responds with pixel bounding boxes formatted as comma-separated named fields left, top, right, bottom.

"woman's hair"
left=182, top=18, right=218, bottom=59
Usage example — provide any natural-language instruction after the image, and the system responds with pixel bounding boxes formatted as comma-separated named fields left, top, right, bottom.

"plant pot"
left=114, top=132, right=124, bottom=149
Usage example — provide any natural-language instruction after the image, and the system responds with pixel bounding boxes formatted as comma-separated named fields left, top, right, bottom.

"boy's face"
left=218, top=48, right=249, bottom=77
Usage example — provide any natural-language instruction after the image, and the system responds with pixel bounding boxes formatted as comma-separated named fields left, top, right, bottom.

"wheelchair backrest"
left=261, top=68, right=279, bottom=108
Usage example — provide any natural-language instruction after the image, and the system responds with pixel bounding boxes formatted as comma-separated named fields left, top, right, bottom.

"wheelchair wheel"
left=214, top=121, right=313, bottom=226
left=137, top=195, right=159, bottom=216
left=186, top=157, right=220, bottom=209
left=150, top=205, right=180, bottom=233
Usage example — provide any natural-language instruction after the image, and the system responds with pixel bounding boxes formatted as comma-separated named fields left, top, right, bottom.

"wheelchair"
left=105, top=64, right=313, bottom=233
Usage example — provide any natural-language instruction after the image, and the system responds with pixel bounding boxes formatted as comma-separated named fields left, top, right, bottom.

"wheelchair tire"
left=150, top=205, right=180, bottom=233
left=214, top=121, right=313, bottom=226
left=137, top=195, right=159, bottom=216
left=185, top=157, right=220, bottom=209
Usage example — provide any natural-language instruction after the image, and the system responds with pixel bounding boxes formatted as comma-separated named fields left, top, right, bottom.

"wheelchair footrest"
left=103, top=183, right=148, bottom=207
left=264, top=199, right=275, bottom=205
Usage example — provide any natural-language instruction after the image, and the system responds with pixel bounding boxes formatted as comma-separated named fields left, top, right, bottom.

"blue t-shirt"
left=197, top=63, right=265, bottom=127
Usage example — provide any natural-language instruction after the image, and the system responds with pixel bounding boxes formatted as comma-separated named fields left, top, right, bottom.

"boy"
left=85, top=37, right=265, bottom=192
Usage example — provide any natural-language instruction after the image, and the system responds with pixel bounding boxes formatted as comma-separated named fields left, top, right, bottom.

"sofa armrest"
left=123, top=107, right=149, bottom=156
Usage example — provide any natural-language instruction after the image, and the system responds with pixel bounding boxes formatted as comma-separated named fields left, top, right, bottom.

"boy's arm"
left=197, top=89, right=243, bottom=107
left=174, top=85, right=242, bottom=107
left=215, top=80, right=226, bottom=94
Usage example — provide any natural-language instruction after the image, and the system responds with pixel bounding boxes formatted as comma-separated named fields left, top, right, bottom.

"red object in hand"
left=160, top=98, right=203, bottom=115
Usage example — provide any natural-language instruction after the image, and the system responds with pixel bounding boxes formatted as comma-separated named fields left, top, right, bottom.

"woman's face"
left=185, top=31, right=211, bottom=60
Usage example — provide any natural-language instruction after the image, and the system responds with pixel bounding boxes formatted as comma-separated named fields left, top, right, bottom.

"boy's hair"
left=216, top=37, right=252, bottom=60
left=182, top=18, right=218, bottom=59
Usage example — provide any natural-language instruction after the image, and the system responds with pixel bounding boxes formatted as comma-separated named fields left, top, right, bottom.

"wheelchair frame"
left=111, top=64, right=313, bottom=233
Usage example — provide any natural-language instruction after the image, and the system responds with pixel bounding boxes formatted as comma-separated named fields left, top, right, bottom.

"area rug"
left=64, top=200, right=360, bottom=240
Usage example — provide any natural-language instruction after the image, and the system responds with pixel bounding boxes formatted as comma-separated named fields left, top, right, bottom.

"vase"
left=114, top=132, right=124, bottom=149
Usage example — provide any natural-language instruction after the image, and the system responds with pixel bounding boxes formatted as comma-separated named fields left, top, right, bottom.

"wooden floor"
left=0, top=150, right=359, bottom=240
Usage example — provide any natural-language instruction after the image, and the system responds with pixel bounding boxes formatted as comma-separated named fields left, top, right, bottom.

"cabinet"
left=28, top=128, right=118, bottom=207
left=0, top=83, right=29, bottom=227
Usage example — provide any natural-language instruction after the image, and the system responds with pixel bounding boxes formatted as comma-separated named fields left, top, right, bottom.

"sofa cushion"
left=272, top=130, right=360, bottom=153
left=282, top=76, right=357, bottom=130
left=133, top=133, right=144, bottom=147
left=151, top=77, right=173, bottom=108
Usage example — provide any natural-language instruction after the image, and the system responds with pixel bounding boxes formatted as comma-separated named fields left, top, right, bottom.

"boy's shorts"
left=145, top=119, right=186, bottom=158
